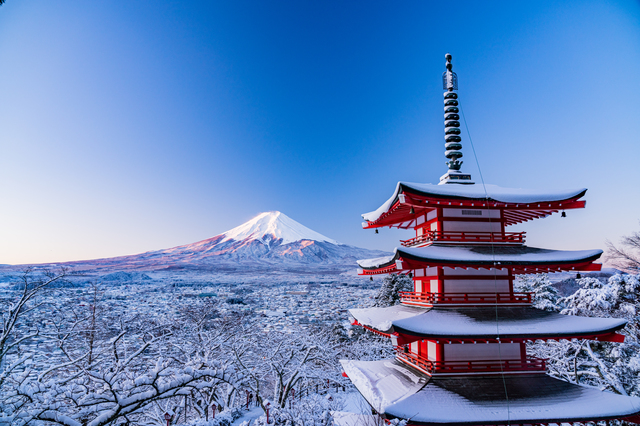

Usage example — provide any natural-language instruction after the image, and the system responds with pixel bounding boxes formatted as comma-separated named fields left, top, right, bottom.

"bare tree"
left=0, top=268, right=68, bottom=368
left=606, top=225, right=640, bottom=273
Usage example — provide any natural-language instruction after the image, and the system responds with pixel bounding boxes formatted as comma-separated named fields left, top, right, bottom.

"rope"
left=459, top=100, right=511, bottom=425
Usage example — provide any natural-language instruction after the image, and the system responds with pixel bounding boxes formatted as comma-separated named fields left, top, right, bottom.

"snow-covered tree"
left=0, top=268, right=69, bottom=369
left=318, top=321, right=392, bottom=364
left=606, top=225, right=640, bottom=273
left=371, top=274, right=412, bottom=307
left=0, top=271, right=248, bottom=426
left=0, top=270, right=380, bottom=426
left=514, top=273, right=562, bottom=311
left=232, top=327, right=340, bottom=411
left=527, top=274, right=640, bottom=401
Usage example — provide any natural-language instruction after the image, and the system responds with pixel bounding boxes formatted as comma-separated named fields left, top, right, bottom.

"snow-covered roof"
left=362, top=182, right=587, bottom=223
left=342, top=359, right=640, bottom=425
left=351, top=305, right=423, bottom=332
left=357, top=245, right=603, bottom=270
left=339, top=359, right=427, bottom=414
left=349, top=305, right=626, bottom=339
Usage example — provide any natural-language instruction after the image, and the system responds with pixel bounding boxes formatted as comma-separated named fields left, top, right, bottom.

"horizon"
left=1, top=1, right=639, bottom=265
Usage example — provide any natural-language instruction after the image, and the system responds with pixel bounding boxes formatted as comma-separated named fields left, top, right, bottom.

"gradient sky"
left=1, top=1, right=639, bottom=265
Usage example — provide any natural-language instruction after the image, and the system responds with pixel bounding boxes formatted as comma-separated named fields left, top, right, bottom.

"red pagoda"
left=341, top=54, right=640, bottom=425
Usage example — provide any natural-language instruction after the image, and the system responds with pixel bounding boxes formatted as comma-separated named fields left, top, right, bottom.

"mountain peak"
left=12, top=210, right=391, bottom=273
left=220, top=211, right=340, bottom=245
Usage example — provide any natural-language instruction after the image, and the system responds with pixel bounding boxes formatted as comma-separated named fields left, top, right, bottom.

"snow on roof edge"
left=362, top=182, right=588, bottom=223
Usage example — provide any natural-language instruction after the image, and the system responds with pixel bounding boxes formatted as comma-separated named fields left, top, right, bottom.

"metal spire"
left=439, top=53, right=473, bottom=185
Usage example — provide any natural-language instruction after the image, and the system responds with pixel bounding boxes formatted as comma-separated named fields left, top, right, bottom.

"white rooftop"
left=362, top=182, right=587, bottom=223
left=350, top=305, right=626, bottom=339
left=357, top=245, right=603, bottom=270
left=342, top=359, right=640, bottom=425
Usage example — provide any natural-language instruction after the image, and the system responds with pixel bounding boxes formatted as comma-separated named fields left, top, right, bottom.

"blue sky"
left=1, top=1, right=639, bottom=264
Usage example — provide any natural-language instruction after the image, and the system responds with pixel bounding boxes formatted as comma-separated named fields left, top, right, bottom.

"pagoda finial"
left=443, top=53, right=457, bottom=91
left=439, top=53, right=473, bottom=185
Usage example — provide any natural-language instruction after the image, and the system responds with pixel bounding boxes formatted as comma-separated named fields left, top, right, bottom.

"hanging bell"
left=408, top=272, right=413, bottom=278
left=561, top=211, right=566, bottom=218
left=375, top=229, right=379, bottom=234
left=576, top=273, right=581, bottom=279
left=410, top=206, right=415, bottom=215
left=370, top=276, right=373, bottom=281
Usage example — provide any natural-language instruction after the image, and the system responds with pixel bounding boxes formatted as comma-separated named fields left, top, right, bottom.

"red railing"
left=395, top=348, right=546, bottom=375
left=400, top=231, right=525, bottom=247
left=399, top=291, right=532, bottom=306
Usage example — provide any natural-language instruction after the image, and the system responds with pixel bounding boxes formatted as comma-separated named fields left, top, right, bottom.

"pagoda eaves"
left=357, top=245, right=603, bottom=275
left=350, top=305, right=627, bottom=342
left=362, top=182, right=587, bottom=229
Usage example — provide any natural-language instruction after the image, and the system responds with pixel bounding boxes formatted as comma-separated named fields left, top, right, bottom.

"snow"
left=357, top=245, right=603, bottom=270
left=350, top=305, right=627, bottom=339
left=344, top=359, right=640, bottom=424
left=330, top=393, right=377, bottom=426
left=350, top=305, right=424, bottom=332
left=357, top=255, right=396, bottom=269
left=332, top=412, right=382, bottom=426
left=362, top=182, right=587, bottom=223
left=100, top=271, right=152, bottom=282
left=339, top=360, right=427, bottom=414
left=391, top=375, right=640, bottom=424
left=220, top=211, right=340, bottom=245
left=231, top=406, right=264, bottom=426
left=338, top=392, right=371, bottom=414
left=400, top=245, right=602, bottom=262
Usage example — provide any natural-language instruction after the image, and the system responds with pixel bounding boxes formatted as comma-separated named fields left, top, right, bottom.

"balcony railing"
left=399, top=291, right=532, bottom=306
left=400, top=231, right=525, bottom=247
left=395, top=348, right=546, bottom=375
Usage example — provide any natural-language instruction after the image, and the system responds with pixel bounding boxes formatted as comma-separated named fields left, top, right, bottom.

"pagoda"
left=340, top=54, right=640, bottom=425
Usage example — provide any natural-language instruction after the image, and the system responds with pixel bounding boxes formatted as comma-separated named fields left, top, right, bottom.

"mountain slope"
left=220, top=211, right=339, bottom=246
left=34, top=211, right=389, bottom=273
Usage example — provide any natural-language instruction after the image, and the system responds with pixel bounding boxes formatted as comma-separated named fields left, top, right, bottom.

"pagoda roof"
left=362, top=182, right=587, bottom=228
left=340, top=359, right=640, bottom=425
left=349, top=305, right=626, bottom=341
left=358, top=245, right=603, bottom=275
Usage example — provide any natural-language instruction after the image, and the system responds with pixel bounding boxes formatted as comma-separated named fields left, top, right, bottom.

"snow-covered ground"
left=231, top=406, right=264, bottom=426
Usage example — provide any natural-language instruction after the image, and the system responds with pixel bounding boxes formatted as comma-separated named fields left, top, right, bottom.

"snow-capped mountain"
left=219, top=211, right=339, bottom=246
left=35, top=211, right=388, bottom=273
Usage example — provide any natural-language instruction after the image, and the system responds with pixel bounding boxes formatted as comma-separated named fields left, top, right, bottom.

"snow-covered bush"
left=186, top=408, right=243, bottom=426
left=253, top=393, right=340, bottom=426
